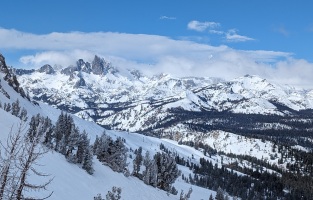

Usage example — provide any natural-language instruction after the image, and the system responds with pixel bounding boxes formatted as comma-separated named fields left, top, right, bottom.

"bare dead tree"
left=0, top=120, right=53, bottom=200
left=0, top=123, right=25, bottom=200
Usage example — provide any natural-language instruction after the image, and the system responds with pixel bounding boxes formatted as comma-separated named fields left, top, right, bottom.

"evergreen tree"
left=180, top=187, right=193, bottom=200
left=142, top=152, right=158, bottom=187
left=82, top=145, right=94, bottom=175
left=93, top=135, right=100, bottom=154
left=106, top=186, right=121, bottom=200
left=215, top=187, right=225, bottom=200
left=132, top=147, right=143, bottom=176
left=95, top=134, right=128, bottom=173
left=76, top=130, right=89, bottom=164
left=94, top=194, right=104, bottom=200
left=42, top=117, right=54, bottom=149
left=109, top=137, right=128, bottom=173
left=154, top=152, right=180, bottom=192
left=11, top=99, right=20, bottom=117
left=65, top=126, right=80, bottom=163
left=4, top=103, right=11, bottom=112
left=19, top=108, right=28, bottom=121
left=95, top=133, right=113, bottom=162
left=54, top=112, right=66, bottom=151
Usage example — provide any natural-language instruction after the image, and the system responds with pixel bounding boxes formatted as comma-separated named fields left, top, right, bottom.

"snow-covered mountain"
left=1, top=53, right=216, bottom=199
left=2, top=53, right=313, bottom=199
left=15, top=55, right=313, bottom=138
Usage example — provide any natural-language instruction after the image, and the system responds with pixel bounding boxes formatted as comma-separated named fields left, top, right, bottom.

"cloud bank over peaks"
left=0, top=27, right=313, bottom=89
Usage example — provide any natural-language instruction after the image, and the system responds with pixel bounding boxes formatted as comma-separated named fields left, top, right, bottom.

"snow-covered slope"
left=1, top=57, right=217, bottom=199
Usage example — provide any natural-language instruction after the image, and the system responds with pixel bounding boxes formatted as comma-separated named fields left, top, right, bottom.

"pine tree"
left=82, top=145, right=94, bottom=175
left=215, top=187, right=225, bottom=200
left=94, top=194, right=104, bottom=200
left=64, top=127, right=79, bottom=163
left=180, top=187, right=193, bottom=200
left=106, top=186, right=121, bottom=200
left=95, top=133, right=113, bottom=162
left=132, top=147, right=143, bottom=176
left=4, top=103, right=11, bottom=112
left=19, top=108, right=28, bottom=121
left=93, top=135, right=100, bottom=154
left=142, top=152, right=158, bottom=187
left=154, top=152, right=180, bottom=192
left=108, top=137, right=128, bottom=173
left=27, top=114, right=41, bottom=142
left=76, top=130, right=89, bottom=164
left=209, top=194, right=214, bottom=200
left=95, top=134, right=128, bottom=173
left=54, top=112, right=65, bottom=151
left=42, top=117, right=54, bottom=149
left=11, top=99, right=21, bottom=117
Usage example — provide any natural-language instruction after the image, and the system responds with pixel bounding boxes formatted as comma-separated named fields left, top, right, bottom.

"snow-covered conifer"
left=19, top=108, right=28, bottom=121
left=106, top=186, right=121, bottom=200
left=82, top=145, right=94, bottom=175
left=142, top=151, right=157, bottom=187
left=132, top=146, right=142, bottom=176
left=180, top=187, right=192, bottom=200
left=11, top=99, right=20, bottom=117
left=76, top=130, right=89, bottom=164
left=95, top=134, right=128, bottom=173
left=54, top=112, right=66, bottom=151
left=4, top=103, right=11, bottom=112
left=154, top=152, right=180, bottom=192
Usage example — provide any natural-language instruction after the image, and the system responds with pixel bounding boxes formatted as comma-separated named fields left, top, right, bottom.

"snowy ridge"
left=15, top=57, right=313, bottom=137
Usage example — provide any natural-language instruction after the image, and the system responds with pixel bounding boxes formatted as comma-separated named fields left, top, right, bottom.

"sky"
left=0, top=0, right=313, bottom=88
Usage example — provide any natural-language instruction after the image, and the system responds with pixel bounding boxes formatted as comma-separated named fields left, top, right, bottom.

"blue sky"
left=0, top=0, right=313, bottom=88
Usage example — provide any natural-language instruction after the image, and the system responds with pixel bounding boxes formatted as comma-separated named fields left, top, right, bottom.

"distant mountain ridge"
left=15, top=55, right=313, bottom=139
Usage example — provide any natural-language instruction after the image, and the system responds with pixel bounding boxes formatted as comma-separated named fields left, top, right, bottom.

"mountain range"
left=2, top=54, right=313, bottom=199
left=15, top=55, right=313, bottom=140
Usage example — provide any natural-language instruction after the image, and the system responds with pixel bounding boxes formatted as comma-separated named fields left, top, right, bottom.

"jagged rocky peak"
left=0, top=54, right=9, bottom=74
left=0, top=54, right=28, bottom=99
left=130, top=69, right=144, bottom=79
left=91, top=55, right=118, bottom=75
left=61, top=65, right=78, bottom=76
left=60, top=55, right=118, bottom=76
left=38, top=64, right=55, bottom=74
left=76, top=59, right=91, bottom=73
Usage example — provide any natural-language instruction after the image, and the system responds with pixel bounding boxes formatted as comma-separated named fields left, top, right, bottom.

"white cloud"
left=187, top=20, right=220, bottom=32
left=225, top=29, right=255, bottom=42
left=159, top=16, right=176, bottom=20
left=1, top=28, right=313, bottom=89
left=19, top=50, right=95, bottom=67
